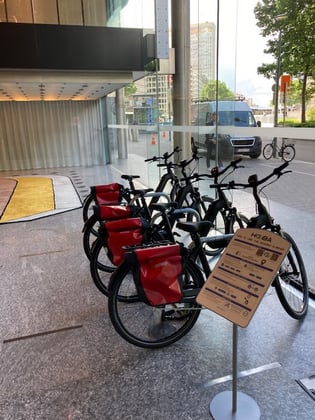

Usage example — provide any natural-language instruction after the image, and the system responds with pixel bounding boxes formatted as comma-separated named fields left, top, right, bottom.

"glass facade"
left=0, top=0, right=131, bottom=26
left=1, top=0, right=311, bottom=175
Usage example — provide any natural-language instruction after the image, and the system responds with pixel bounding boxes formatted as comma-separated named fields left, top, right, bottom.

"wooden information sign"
left=197, top=228, right=290, bottom=327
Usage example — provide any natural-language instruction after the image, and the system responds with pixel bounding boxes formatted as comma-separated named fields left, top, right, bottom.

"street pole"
left=273, top=29, right=282, bottom=157
left=274, top=30, right=282, bottom=128
left=273, top=13, right=287, bottom=157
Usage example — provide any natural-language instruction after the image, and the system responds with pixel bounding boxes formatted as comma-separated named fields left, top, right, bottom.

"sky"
left=191, top=0, right=274, bottom=106
left=121, top=0, right=274, bottom=107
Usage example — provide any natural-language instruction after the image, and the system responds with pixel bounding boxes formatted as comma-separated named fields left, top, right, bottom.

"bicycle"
left=82, top=148, right=183, bottom=260
left=106, top=218, right=232, bottom=348
left=263, top=138, right=296, bottom=162
left=89, top=201, right=200, bottom=295
left=88, top=158, right=247, bottom=293
left=107, top=162, right=308, bottom=349
left=87, top=156, right=245, bottom=282
left=82, top=147, right=182, bottom=224
left=185, top=158, right=248, bottom=255
left=211, top=161, right=308, bottom=320
left=83, top=147, right=208, bottom=262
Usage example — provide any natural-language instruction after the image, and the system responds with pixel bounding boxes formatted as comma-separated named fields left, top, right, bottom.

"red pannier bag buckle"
left=106, top=217, right=144, bottom=265
left=134, top=244, right=183, bottom=306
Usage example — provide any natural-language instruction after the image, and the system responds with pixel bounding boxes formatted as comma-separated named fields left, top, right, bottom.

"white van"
left=191, top=100, right=262, bottom=158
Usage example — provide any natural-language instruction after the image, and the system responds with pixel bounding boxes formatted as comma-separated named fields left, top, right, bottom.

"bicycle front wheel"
left=274, top=231, right=308, bottom=319
left=263, top=143, right=273, bottom=159
left=108, top=258, right=204, bottom=348
left=282, top=145, right=295, bottom=162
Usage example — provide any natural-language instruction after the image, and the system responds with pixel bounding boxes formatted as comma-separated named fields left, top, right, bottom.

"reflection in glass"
left=7, top=0, right=33, bottom=23
left=83, top=0, right=107, bottom=26
left=0, top=1, right=7, bottom=22
left=58, top=0, right=83, bottom=25
left=33, top=0, right=58, bottom=24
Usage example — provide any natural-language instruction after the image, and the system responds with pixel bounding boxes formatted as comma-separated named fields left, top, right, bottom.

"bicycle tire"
left=83, top=214, right=102, bottom=260
left=263, top=144, right=273, bottom=160
left=89, top=235, right=117, bottom=295
left=274, top=231, right=308, bottom=319
left=282, top=145, right=295, bottom=162
left=82, top=193, right=94, bottom=223
left=108, top=258, right=204, bottom=348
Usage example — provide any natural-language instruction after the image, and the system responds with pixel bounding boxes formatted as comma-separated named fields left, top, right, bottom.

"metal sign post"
left=197, top=228, right=290, bottom=419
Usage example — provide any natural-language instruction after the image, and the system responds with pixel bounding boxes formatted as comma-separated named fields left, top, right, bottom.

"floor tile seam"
left=3, top=324, right=84, bottom=345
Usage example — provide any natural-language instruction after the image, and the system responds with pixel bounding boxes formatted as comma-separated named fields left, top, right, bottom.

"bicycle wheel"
left=274, top=231, right=308, bottom=319
left=263, top=144, right=273, bottom=159
left=82, top=193, right=94, bottom=223
left=108, top=258, right=204, bottom=348
left=83, top=214, right=101, bottom=260
left=89, top=236, right=116, bottom=296
left=282, top=145, right=295, bottom=162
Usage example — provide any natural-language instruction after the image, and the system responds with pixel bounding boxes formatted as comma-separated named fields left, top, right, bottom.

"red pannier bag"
left=106, top=217, right=147, bottom=266
left=134, top=244, right=183, bottom=306
left=94, top=204, right=139, bottom=221
left=92, top=183, right=123, bottom=205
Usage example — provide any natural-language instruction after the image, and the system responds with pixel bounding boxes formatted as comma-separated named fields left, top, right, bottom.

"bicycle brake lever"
left=281, top=170, right=292, bottom=176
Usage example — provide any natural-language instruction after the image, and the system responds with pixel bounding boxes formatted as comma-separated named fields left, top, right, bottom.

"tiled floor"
left=0, top=161, right=314, bottom=419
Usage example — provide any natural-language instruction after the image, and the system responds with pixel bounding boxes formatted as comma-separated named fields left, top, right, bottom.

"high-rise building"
left=190, top=22, right=216, bottom=99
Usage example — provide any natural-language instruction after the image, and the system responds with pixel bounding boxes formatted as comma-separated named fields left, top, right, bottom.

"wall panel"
left=0, top=100, right=105, bottom=170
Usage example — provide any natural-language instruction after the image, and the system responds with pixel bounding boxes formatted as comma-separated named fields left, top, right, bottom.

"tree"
left=199, top=80, right=235, bottom=101
left=124, top=83, right=137, bottom=97
left=254, top=0, right=315, bottom=122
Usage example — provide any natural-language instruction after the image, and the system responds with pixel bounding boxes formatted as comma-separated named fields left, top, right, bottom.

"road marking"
left=260, top=161, right=315, bottom=177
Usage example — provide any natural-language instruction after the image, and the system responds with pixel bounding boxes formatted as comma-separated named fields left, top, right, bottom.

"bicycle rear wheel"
left=282, top=145, right=295, bottom=162
left=82, top=193, right=94, bottom=223
left=83, top=214, right=102, bottom=260
left=263, top=144, right=273, bottom=159
left=274, top=231, right=308, bottom=319
left=108, top=258, right=204, bottom=348
left=89, top=236, right=116, bottom=296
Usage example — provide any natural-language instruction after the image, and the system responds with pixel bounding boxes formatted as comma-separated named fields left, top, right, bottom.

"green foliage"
left=199, top=80, right=235, bottom=100
left=254, top=0, right=315, bottom=122
left=280, top=117, right=315, bottom=127
left=124, top=83, right=137, bottom=97
left=307, top=106, right=315, bottom=120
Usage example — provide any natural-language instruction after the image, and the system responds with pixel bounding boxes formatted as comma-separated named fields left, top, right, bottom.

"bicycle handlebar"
left=144, top=146, right=181, bottom=163
left=210, top=161, right=291, bottom=190
left=182, top=158, right=244, bottom=182
left=211, top=157, right=243, bottom=178
left=247, top=161, right=290, bottom=186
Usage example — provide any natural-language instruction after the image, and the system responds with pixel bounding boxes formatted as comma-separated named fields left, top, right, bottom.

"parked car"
left=191, top=100, right=262, bottom=158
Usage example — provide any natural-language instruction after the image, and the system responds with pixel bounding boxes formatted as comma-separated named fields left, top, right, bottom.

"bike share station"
left=197, top=228, right=290, bottom=419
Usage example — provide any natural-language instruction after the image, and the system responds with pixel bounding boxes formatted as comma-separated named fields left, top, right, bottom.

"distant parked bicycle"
left=263, top=138, right=295, bottom=162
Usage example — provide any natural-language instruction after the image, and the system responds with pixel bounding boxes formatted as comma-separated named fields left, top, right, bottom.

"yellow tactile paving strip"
left=0, top=177, right=55, bottom=222
left=0, top=175, right=82, bottom=223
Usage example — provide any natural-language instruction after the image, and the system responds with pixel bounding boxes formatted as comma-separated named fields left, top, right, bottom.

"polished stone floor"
left=0, top=160, right=314, bottom=420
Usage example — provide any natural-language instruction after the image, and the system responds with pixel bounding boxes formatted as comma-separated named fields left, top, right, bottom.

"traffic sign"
left=280, top=74, right=291, bottom=92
